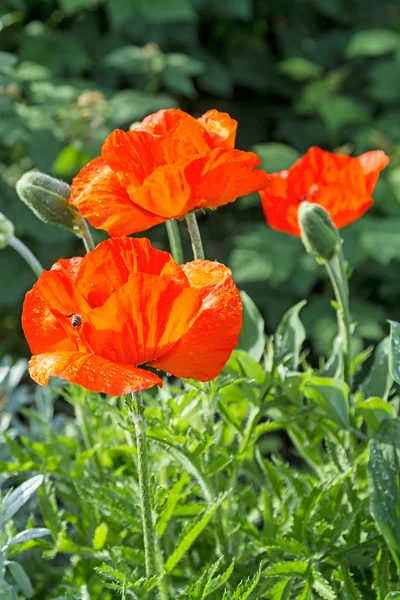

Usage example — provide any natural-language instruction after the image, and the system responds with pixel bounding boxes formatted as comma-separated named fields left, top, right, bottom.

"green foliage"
left=1, top=306, right=400, bottom=597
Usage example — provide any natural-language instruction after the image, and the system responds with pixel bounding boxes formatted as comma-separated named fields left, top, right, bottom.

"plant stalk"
left=185, top=211, right=205, bottom=260
left=80, top=219, right=95, bottom=253
left=8, top=235, right=43, bottom=278
left=165, top=219, right=184, bottom=263
left=325, top=250, right=352, bottom=387
left=127, top=392, right=157, bottom=580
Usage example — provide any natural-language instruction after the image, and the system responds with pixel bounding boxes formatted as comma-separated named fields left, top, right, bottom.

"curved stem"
left=80, top=219, right=95, bottom=253
left=165, top=219, right=184, bottom=264
left=325, top=251, right=352, bottom=387
left=185, top=212, right=205, bottom=260
left=8, top=235, right=43, bottom=278
left=126, top=392, right=157, bottom=580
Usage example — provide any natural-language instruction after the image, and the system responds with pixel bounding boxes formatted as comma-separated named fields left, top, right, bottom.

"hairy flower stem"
left=165, top=219, right=184, bottom=263
left=325, top=250, right=352, bottom=387
left=127, top=392, right=157, bottom=581
left=80, top=219, right=95, bottom=253
left=185, top=211, right=205, bottom=259
left=8, top=235, right=43, bottom=278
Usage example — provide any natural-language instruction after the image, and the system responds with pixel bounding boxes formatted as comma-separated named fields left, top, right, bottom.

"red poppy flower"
left=259, top=146, right=389, bottom=236
left=22, top=237, right=242, bottom=396
left=69, top=109, right=269, bottom=236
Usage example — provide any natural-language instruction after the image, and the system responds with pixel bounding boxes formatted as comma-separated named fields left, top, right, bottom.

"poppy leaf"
left=304, top=376, right=350, bottom=428
left=368, top=418, right=400, bottom=570
left=164, top=491, right=229, bottom=572
left=274, top=300, right=306, bottom=369
left=237, top=291, right=265, bottom=362
left=361, top=336, right=393, bottom=401
left=388, top=321, right=400, bottom=386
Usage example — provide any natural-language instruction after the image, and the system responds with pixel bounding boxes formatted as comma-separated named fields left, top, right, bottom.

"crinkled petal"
left=69, top=157, right=163, bottom=236
left=197, top=109, right=237, bottom=149
left=261, top=147, right=387, bottom=235
left=150, top=261, right=242, bottom=381
left=22, top=284, right=75, bottom=355
left=129, top=161, right=192, bottom=218
left=29, top=351, right=161, bottom=395
left=137, top=109, right=212, bottom=156
left=35, top=259, right=89, bottom=320
left=75, top=237, right=189, bottom=308
left=357, top=150, right=389, bottom=194
left=185, top=148, right=269, bottom=210
left=84, top=272, right=202, bottom=366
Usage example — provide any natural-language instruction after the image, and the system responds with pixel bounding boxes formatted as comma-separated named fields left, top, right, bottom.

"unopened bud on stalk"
left=16, top=171, right=84, bottom=234
left=0, top=212, right=14, bottom=249
left=298, top=202, right=342, bottom=263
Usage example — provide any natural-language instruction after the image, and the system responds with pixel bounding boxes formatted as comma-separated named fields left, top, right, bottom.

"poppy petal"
left=137, top=109, right=212, bottom=156
left=22, top=284, right=75, bottom=355
left=186, top=148, right=269, bottom=209
left=358, top=150, right=389, bottom=194
left=261, top=146, right=388, bottom=235
left=29, top=351, right=162, bottom=395
left=69, top=156, right=164, bottom=236
left=84, top=272, right=202, bottom=366
left=35, top=258, right=90, bottom=320
left=150, top=261, right=242, bottom=381
left=129, top=161, right=192, bottom=218
left=75, top=237, right=189, bottom=309
left=198, top=109, right=237, bottom=149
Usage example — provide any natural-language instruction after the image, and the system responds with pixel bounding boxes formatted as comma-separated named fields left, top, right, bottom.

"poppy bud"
left=16, top=171, right=84, bottom=234
left=298, top=202, right=342, bottom=263
left=0, top=212, right=14, bottom=249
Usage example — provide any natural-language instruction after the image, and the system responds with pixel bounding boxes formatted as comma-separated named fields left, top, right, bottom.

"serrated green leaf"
left=147, top=430, right=213, bottom=503
left=264, top=560, right=309, bottom=578
left=341, top=559, right=362, bottom=600
left=156, top=473, right=189, bottom=537
left=231, top=564, right=262, bottom=600
left=312, top=571, right=336, bottom=600
left=164, top=492, right=229, bottom=572
left=374, top=547, right=391, bottom=600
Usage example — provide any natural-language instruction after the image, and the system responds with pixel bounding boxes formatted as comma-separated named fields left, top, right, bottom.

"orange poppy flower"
left=22, top=237, right=242, bottom=396
left=259, top=146, right=389, bottom=236
left=69, top=109, right=269, bottom=236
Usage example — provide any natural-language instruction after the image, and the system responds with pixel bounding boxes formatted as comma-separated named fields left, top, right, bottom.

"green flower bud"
left=16, top=171, right=83, bottom=234
left=298, top=202, right=342, bottom=263
left=0, top=213, right=14, bottom=249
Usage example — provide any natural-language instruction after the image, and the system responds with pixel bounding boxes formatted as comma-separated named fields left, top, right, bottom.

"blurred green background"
left=1, top=0, right=400, bottom=359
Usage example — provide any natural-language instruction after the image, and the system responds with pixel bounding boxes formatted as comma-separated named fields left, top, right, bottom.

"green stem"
left=126, top=392, right=157, bottom=580
left=8, top=235, right=43, bottom=277
left=325, top=251, right=352, bottom=387
left=185, top=212, right=205, bottom=260
left=165, top=219, right=184, bottom=264
left=80, top=219, right=95, bottom=253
